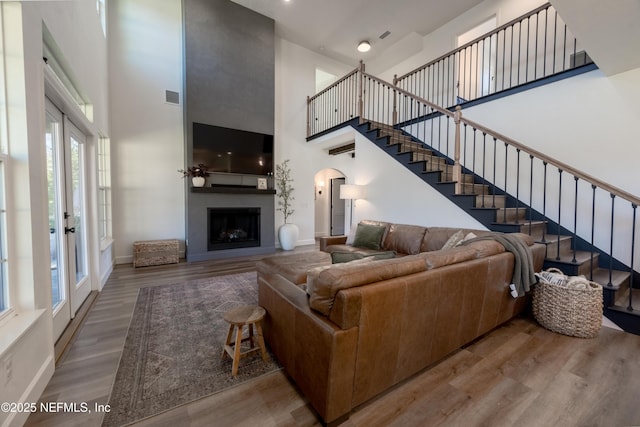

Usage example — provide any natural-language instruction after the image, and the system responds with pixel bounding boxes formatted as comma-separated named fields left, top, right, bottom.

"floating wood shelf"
left=191, top=185, right=276, bottom=195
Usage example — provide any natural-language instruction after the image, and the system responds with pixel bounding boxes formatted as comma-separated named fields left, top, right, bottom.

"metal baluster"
left=556, top=169, right=563, bottom=261
left=543, top=8, right=548, bottom=76
left=590, top=185, right=596, bottom=280
left=572, top=176, right=578, bottom=263
left=515, top=148, right=521, bottom=224
left=528, top=155, right=534, bottom=235
left=517, top=22, right=522, bottom=85
left=562, top=24, right=567, bottom=71
left=525, top=17, right=530, bottom=83
left=504, top=142, right=509, bottom=223
left=552, top=9, right=558, bottom=73
left=462, top=124, right=468, bottom=192
left=481, top=132, right=487, bottom=208
left=629, top=203, right=637, bottom=311
left=472, top=129, right=477, bottom=195
left=534, top=11, right=539, bottom=79
left=492, top=137, right=497, bottom=208
left=541, top=162, right=548, bottom=243
left=608, top=194, right=615, bottom=287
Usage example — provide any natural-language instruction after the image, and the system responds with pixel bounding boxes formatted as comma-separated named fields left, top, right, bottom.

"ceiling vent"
left=379, top=30, right=391, bottom=40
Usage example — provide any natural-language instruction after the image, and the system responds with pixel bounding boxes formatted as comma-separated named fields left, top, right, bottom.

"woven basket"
left=532, top=268, right=603, bottom=338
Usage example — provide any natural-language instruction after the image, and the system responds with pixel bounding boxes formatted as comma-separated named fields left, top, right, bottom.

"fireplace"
left=207, top=207, right=260, bottom=251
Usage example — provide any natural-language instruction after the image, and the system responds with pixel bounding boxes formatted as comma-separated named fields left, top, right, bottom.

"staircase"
left=353, top=118, right=640, bottom=334
left=306, top=3, right=640, bottom=334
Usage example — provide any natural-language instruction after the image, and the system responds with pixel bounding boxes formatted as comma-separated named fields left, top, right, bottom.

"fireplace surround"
left=186, top=188, right=275, bottom=262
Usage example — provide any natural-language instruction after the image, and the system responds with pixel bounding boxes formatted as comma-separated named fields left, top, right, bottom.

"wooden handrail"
left=459, top=115, right=640, bottom=206
left=307, top=66, right=359, bottom=103
left=362, top=70, right=640, bottom=207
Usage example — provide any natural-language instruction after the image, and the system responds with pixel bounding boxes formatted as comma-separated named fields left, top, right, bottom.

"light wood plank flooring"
left=25, top=246, right=640, bottom=427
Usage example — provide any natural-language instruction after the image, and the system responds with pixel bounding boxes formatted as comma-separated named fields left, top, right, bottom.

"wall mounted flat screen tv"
left=192, top=122, right=273, bottom=176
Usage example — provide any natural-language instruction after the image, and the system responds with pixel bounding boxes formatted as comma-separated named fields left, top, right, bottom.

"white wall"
left=109, top=0, right=185, bottom=263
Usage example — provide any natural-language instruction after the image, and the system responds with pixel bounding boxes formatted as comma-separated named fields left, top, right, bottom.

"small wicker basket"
left=532, top=268, right=603, bottom=338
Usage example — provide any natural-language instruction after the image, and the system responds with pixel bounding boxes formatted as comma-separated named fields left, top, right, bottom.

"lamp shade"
left=340, top=184, right=366, bottom=200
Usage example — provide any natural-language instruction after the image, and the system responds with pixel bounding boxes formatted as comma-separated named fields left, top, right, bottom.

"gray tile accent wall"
left=184, top=0, right=275, bottom=261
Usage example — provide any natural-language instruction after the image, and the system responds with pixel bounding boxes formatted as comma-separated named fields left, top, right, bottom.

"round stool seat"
left=221, top=305, right=269, bottom=377
left=224, top=305, right=265, bottom=325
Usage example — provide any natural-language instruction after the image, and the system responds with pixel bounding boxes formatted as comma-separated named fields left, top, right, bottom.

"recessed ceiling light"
left=357, top=41, right=371, bottom=52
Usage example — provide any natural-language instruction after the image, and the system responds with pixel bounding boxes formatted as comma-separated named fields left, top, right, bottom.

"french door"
left=45, top=98, right=91, bottom=341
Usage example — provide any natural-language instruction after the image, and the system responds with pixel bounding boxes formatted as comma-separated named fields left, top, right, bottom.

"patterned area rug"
left=102, top=271, right=281, bottom=426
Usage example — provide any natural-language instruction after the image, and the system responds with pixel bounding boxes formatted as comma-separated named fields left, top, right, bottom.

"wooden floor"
left=25, top=246, right=640, bottom=427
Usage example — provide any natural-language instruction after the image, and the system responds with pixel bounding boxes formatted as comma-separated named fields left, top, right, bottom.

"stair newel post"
left=358, top=61, right=365, bottom=125
left=392, top=74, right=398, bottom=125
left=453, top=106, right=462, bottom=194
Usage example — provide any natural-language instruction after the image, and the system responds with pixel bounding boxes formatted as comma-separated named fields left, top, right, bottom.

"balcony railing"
left=394, top=3, right=592, bottom=108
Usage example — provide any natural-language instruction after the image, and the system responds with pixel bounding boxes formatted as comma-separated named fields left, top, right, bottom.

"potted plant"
left=275, top=159, right=298, bottom=250
left=178, top=164, right=210, bottom=187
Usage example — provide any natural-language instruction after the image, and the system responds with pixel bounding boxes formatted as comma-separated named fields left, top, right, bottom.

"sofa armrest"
left=258, top=273, right=358, bottom=424
left=319, top=235, right=348, bottom=252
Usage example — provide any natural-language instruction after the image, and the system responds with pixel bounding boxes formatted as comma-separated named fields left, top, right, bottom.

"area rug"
left=102, top=271, right=281, bottom=427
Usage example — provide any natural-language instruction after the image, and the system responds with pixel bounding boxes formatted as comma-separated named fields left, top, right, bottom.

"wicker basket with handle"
left=532, top=268, right=603, bottom=338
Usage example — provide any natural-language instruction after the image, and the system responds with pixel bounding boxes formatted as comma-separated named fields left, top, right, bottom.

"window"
left=0, top=5, right=9, bottom=315
left=96, top=0, right=106, bottom=37
left=97, top=136, right=112, bottom=246
left=0, top=157, right=6, bottom=313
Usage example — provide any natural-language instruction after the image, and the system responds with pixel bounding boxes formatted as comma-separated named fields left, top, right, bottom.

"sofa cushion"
left=352, top=223, right=387, bottom=250
left=418, top=246, right=478, bottom=269
left=382, top=224, right=427, bottom=255
left=306, top=256, right=375, bottom=296
left=309, top=256, right=427, bottom=316
left=257, top=251, right=331, bottom=285
left=331, top=250, right=396, bottom=264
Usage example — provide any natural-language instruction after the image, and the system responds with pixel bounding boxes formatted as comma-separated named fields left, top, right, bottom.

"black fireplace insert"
left=207, top=207, right=260, bottom=251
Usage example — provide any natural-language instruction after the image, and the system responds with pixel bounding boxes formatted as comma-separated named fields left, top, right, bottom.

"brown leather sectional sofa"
left=257, top=221, right=545, bottom=426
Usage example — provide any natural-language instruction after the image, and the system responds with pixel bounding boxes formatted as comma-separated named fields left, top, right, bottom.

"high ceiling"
left=231, top=0, right=484, bottom=66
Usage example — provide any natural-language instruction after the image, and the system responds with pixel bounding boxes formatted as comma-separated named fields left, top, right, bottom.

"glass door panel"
left=46, top=99, right=71, bottom=340
left=65, top=122, right=90, bottom=312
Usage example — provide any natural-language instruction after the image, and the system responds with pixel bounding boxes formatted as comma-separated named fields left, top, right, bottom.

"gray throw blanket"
left=462, top=232, right=536, bottom=297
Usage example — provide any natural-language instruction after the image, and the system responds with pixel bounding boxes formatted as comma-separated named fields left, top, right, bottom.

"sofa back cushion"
left=382, top=223, right=427, bottom=255
left=309, top=256, right=427, bottom=316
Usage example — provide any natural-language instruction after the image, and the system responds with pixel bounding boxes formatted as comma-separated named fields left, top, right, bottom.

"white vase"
left=192, top=176, right=205, bottom=187
left=278, top=223, right=299, bottom=251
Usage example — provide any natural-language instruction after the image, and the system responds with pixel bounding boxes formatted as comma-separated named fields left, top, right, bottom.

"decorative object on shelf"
left=275, top=159, right=298, bottom=250
left=257, top=177, right=268, bottom=190
left=178, top=164, right=210, bottom=187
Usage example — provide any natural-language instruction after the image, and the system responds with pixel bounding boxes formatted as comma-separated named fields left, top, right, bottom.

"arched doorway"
left=314, top=169, right=346, bottom=237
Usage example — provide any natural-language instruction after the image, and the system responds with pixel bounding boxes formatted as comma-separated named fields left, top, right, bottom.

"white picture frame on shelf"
left=257, top=178, right=268, bottom=190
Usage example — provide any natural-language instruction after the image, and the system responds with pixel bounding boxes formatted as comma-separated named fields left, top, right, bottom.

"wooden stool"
left=221, top=305, right=269, bottom=376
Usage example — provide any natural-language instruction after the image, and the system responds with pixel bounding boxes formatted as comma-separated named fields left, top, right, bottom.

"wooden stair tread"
left=591, top=268, right=630, bottom=291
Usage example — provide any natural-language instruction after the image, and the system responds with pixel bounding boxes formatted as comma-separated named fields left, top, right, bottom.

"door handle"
left=65, top=227, right=76, bottom=234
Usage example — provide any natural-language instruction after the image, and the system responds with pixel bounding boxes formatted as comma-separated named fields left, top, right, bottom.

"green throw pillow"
left=352, top=223, right=386, bottom=250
